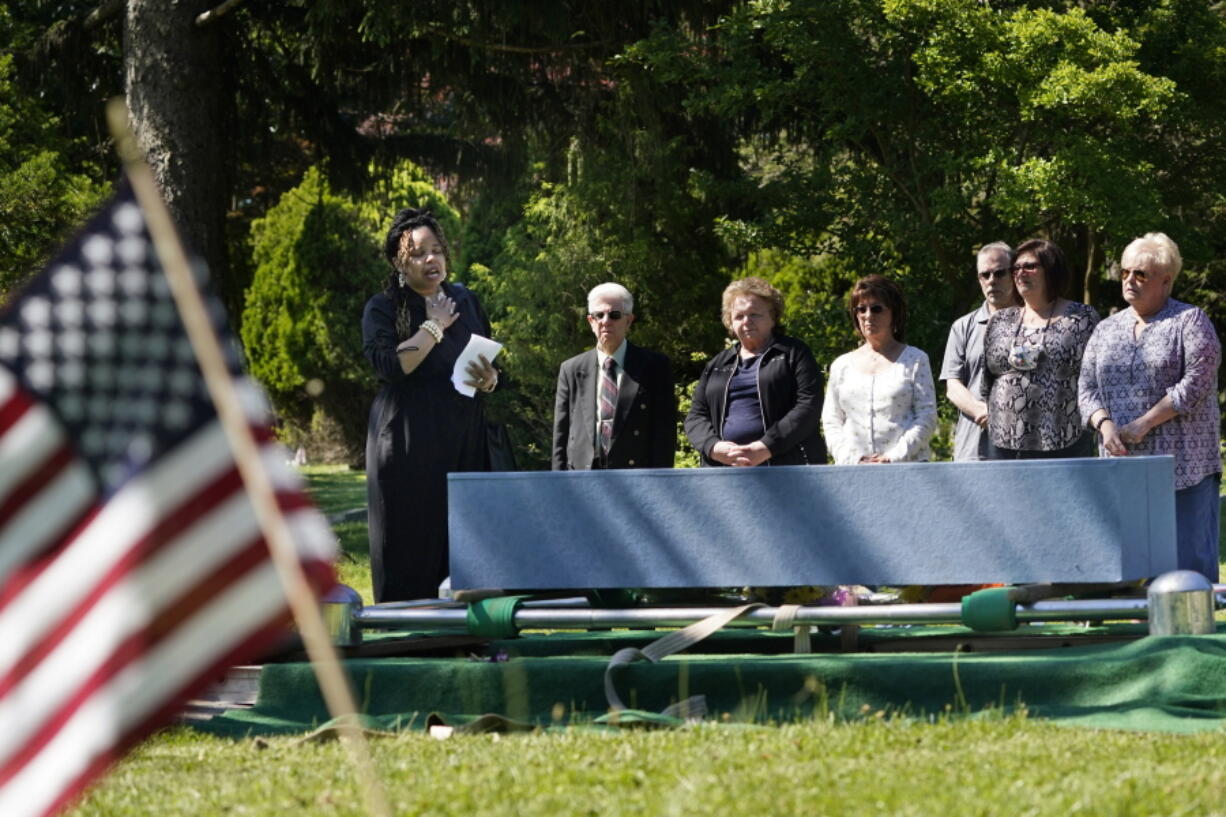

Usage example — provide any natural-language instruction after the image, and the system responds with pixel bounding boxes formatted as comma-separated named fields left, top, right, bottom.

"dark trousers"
left=986, top=430, right=1097, bottom=460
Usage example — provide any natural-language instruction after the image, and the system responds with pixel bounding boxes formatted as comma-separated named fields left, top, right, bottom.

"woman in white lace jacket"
left=822, top=275, right=938, bottom=464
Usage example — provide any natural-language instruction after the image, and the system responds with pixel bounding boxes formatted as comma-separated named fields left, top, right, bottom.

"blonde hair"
left=1121, top=232, right=1182, bottom=281
left=721, top=277, right=785, bottom=332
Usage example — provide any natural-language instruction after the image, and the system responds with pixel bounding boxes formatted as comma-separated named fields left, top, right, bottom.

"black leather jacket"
left=684, top=334, right=827, bottom=466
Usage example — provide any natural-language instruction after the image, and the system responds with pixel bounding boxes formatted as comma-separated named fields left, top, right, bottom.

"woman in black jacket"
left=684, top=277, right=827, bottom=466
left=362, top=208, right=499, bottom=601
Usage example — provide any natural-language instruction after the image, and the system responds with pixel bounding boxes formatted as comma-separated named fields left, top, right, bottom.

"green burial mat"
left=194, top=624, right=1226, bottom=737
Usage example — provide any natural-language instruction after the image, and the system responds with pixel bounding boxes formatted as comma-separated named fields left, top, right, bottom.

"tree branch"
left=24, top=0, right=123, bottom=75
left=416, top=25, right=606, bottom=55
left=84, top=0, right=125, bottom=32
left=196, top=0, right=246, bottom=27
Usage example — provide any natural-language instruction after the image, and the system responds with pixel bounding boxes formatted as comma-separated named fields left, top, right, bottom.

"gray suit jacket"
left=552, top=343, right=676, bottom=469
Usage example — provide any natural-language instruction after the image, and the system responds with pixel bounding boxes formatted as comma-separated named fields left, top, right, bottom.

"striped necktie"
left=599, top=356, right=617, bottom=456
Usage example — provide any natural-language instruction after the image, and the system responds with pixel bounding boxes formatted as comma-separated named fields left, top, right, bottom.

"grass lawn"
left=66, top=716, right=1226, bottom=816
left=300, top=465, right=368, bottom=517
left=64, top=467, right=1226, bottom=816
left=302, top=465, right=373, bottom=603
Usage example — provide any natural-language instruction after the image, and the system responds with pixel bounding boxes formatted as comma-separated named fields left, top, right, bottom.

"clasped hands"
left=711, top=440, right=771, bottom=467
left=1100, top=418, right=1149, bottom=457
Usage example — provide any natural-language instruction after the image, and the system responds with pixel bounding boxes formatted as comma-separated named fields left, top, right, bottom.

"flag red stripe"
left=0, top=186, right=339, bottom=817
left=0, top=387, right=35, bottom=431
left=149, top=534, right=272, bottom=639
left=38, top=612, right=296, bottom=817
left=0, top=423, right=288, bottom=617
left=0, top=467, right=312, bottom=697
left=0, top=464, right=247, bottom=695
left=0, top=444, right=77, bottom=531
left=0, top=535, right=275, bottom=786
left=0, top=503, right=100, bottom=612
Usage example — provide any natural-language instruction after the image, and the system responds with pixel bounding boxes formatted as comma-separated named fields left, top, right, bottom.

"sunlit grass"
left=300, top=465, right=373, bottom=603
left=333, top=520, right=373, bottom=604
left=301, top=464, right=367, bottom=518
left=70, top=715, right=1226, bottom=816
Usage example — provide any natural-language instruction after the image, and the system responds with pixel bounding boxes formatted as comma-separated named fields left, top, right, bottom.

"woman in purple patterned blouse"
left=1079, top=233, right=1222, bottom=580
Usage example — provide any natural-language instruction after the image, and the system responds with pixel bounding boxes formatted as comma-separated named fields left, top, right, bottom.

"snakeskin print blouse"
left=983, top=301, right=1100, bottom=451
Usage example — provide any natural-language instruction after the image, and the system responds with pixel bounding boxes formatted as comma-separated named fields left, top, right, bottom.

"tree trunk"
left=124, top=0, right=231, bottom=305
left=1083, top=226, right=1099, bottom=306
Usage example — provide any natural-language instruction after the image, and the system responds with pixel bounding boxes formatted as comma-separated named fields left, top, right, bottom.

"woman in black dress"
left=362, top=209, right=498, bottom=601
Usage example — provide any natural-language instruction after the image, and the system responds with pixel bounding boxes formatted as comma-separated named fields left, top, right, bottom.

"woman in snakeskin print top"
left=981, top=239, right=1099, bottom=458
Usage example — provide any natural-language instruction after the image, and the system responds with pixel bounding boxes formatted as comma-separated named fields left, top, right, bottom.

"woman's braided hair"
left=383, top=208, right=453, bottom=340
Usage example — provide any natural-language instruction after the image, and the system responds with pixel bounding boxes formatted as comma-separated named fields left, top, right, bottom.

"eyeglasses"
left=1120, top=268, right=1151, bottom=283
left=978, top=268, right=1010, bottom=281
left=1010, top=261, right=1041, bottom=275
left=854, top=304, right=886, bottom=315
left=588, top=310, right=624, bottom=321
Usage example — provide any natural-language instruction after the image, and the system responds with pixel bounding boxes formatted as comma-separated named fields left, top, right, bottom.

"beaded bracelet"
left=420, top=320, right=444, bottom=343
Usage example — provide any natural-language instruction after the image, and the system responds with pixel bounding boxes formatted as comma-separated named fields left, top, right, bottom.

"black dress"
left=362, top=281, right=491, bottom=601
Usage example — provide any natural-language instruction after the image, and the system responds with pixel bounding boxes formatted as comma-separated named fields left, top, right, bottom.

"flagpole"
left=105, top=99, right=392, bottom=817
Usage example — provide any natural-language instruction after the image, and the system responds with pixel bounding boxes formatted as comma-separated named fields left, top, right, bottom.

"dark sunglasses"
left=854, top=304, right=886, bottom=315
left=1120, top=268, right=1151, bottom=283
left=589, top=310, right=625, bottom=321
left=1010, top=261, right=1041, bottom=274
left=978, top=267, right=1011, bottom=281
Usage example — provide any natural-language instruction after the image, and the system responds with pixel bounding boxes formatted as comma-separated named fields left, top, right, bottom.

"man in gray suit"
left=552, top=282, right=676, bottom=469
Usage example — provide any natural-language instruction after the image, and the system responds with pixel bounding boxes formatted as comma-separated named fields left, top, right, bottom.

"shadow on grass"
left=299, top=465, right=373, bottom=602
left=301, top=465, right=367, bottom=517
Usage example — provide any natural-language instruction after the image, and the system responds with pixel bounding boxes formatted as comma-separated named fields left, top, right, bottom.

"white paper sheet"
left=451, top=334, right=504, bottom=397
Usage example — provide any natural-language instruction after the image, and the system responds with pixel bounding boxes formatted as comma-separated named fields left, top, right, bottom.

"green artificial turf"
left=70, top=716, right=1226, bottom=816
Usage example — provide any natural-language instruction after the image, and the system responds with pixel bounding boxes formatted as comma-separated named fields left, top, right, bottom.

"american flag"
left=0, top=182, right=337, bottom=817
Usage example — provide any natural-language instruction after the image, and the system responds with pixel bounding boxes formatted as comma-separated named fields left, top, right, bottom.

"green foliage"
left=674, top=353, right=712, bottom=469
left=16, top=0, right=1226, bottom=459
left=0, top=53, right=107, bottom=300
left=751, top=248, right=862, bottom=367
left=470, top=128, right=737, bottom=468
left=242, top=161, right=458, bottom=464
left=454, top=1, right=1226, bottom=465
left=622, top=0, right=1226, bottom=368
